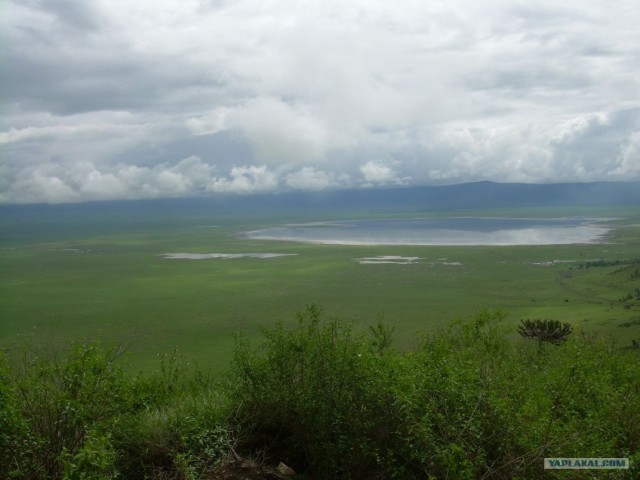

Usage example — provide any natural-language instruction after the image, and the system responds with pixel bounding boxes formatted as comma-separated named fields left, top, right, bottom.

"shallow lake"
left=159, top=253, right=297, bottom=260
left=241, top=217, right=611, bottom=246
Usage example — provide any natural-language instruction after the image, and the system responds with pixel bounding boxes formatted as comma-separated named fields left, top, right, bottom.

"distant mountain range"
left=239, top=180, right=640, bottom=212
left=2, top=181, right=639, bottom=218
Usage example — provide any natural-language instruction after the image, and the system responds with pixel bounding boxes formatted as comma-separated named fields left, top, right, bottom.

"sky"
left=2, top=0, right=639, bottom=204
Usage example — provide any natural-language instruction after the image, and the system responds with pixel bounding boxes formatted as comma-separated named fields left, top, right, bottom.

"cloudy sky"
left=2, top=0, right=639, bottom=204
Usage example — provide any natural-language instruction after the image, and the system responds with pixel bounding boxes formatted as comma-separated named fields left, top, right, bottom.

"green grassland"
left=1, top=206, right=639, bottom=372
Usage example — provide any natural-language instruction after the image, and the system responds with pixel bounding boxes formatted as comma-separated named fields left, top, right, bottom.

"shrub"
left=517, top=319, right=573, bottom=346
left=396, top=310, right=518, bottom=479
left=0, top=353, right=36, bottom=479
left=230, top=308, right=640, bottom=479
left=113, top=387, right=233, bottom=479
left=230, top=304, right=405, bottom=478
left=3, top=341, right=234, bottom=479
left=5, top=342, right=134, bottom=478
left=60, top=431, right=117, bottom=480
left=2, top=309, right=638, bottom=479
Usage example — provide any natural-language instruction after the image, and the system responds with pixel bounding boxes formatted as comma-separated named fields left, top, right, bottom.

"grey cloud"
left=36, top=0, right=103, bottom=32
left=5, top=40, right=224, bottom=116
left=470, top=67, right=592, bottom=93
left=3, top=0, right=227, bottom=117
left=549, top=109, right=640, bottom=180
left=1, top=0, right=639, bottom=203
left=112, top=131, right=256, bottom=169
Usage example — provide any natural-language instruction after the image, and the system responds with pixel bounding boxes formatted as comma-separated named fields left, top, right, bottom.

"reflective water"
left=242, top=217, right=611, bottom=246
left=160, top=253, right=297, bottom=260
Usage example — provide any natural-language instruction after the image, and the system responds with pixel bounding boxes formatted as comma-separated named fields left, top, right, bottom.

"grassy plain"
left=1, top=205, right=639, bottom=372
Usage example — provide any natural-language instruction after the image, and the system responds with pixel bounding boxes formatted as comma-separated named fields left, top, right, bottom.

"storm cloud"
left=2, top=0, right=639, bottom=203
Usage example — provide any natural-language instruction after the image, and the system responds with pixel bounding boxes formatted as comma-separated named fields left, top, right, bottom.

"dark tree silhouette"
left=517, top=319, right=573, bottom=346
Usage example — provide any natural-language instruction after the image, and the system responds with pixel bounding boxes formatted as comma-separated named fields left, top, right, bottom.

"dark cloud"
left=111, top=131, right=256, bottom=169
left=40, top=0, right=102, bottom=31
left=469, top=67, right=592, bottom=92
left=4, top=37, right=224, bottom=116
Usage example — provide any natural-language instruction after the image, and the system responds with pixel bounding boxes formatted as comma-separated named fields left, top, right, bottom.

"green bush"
left=113, top=387, right=232, bottom=479
left=230, top=304, right=405, bottom=478
left=4, top=342, right=134, bottom=478
left=392, top=310, right=518, bottom=479
left=60, top=431, right=117, bottom=480
left=2, top=308, right=638, bottom=479
left=2, top=342, right=233, bottom=479
left=0, top=353, right=35, bottom=479
left=402, top=312, right=639, bottom=479
left=229, top=307, right=639, bottom=479
left=517, top=318, right=573, bottom=346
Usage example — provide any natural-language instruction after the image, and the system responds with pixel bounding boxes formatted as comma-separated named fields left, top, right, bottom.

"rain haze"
left=2, top=0, right=639, bottom=204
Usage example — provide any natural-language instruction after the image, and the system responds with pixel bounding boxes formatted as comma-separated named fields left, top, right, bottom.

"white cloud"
left=360, top=161, right=406, bottom=186
left=226, top=97, right=334, bottom=164
left=613, top=131, right=640, bottom=178
left=284, top=167, right=334, bottom=191
left=0, top=157, right=283, bottom=203
left=1, top=164, right=76, bottom=204
left=209, top=165, right=279, bottom=194
left=185, top=109, right=231, bottom=136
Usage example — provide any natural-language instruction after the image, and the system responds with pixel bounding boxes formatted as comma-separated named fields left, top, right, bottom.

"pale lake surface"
left=241, top=217, right=612, bottom=246
left=160, top=253, right=297, bottom=260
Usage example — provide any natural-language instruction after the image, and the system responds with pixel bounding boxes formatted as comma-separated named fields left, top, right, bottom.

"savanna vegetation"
left=1, top=306, right=638, bottom=479
left=2, top=206, right=639, bottom=373
left=1, top=204, right=639, bottom=478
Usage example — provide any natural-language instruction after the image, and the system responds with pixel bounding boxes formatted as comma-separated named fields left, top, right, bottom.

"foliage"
left=3, top=342, right=135, bottom=478
left=0, top=355, right=33, bottom=479
left=230, top=304, right=403, bottom=477
left=0, top=342, right=232, bottom=480
left=113, top=387, right=233, bottom=479
left=1, top=307, right=639, bottom=479
left=517, top=318, right=573, bottom=346
left=231, top=307, right=639, bottom=479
